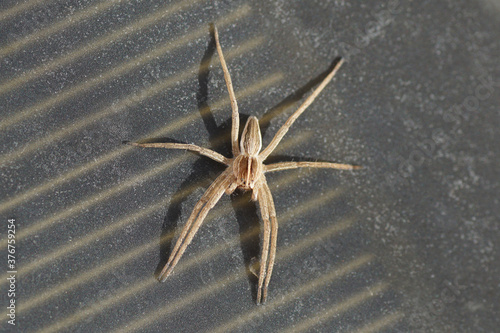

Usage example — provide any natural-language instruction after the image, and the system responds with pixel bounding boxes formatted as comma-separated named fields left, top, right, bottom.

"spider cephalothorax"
left=129, top=26, right=360, bottom=304
left=231, top=116, right=263, bottom=192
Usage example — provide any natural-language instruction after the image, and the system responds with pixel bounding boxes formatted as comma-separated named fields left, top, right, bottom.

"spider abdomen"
left=233, top=154, right=263, bottom=190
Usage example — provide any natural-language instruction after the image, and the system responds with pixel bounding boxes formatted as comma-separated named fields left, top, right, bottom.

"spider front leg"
left=214, top=25, right=240, bottom=157
left=158, top=169, right=234, bottom=281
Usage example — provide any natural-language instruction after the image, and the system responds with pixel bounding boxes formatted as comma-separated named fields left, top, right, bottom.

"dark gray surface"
left=1, top=0, right=499, bottom=332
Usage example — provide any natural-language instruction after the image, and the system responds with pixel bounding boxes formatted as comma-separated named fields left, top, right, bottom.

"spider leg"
left=265, top=161, right=361, bottom=173
left=260, top=178, right=278, bottom=304
left=128, top=142, right=230, bottom=165
left=259, top=58, right=344, bottom=161
left=214, top=25, right=240, bottom=157
left=255, top=178, right=271, bottom=304
left=163, top=169, right=230, bottom=268
left=226, top=181, right=238, bottom=195
left=158, top=169, right=234, bottom=281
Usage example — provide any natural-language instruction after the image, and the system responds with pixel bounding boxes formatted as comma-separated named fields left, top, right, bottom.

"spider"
left=129, top=26, right=361, bottom=304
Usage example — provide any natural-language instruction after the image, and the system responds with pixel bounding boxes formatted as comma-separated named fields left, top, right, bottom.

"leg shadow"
left=155, top=24, right=238, bottom=278
left=231, top=189, right=261, bottom=301
left=259, top=57, right=343, bottom=138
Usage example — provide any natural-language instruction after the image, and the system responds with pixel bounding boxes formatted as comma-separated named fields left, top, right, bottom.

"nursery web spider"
left=129, top=26, right=360, bottom=304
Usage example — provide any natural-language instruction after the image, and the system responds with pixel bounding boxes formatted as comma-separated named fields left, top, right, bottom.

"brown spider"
left=129, top=26, right=360, bottom=304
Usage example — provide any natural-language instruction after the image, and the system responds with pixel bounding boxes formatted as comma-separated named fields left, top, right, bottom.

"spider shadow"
left=151, top=25, right=262, bottom=292
left=150, top=25, right=344, bottom=302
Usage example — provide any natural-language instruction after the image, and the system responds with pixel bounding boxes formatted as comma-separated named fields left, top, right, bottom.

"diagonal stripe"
left=0, top=131, right=312, bottom=287
left=0, top=0, right=205, bottom=63
left=20, top=183, right=344, bottom=316
left=0, top=35, right=262, bottom=164
left=283, top=282, right=390, bottom=333
left=6, top=130, right=309, bottom=281
left=16, top=156, right=184, bottom=240
left=0, top=0, right=122, bottom=58
left=121, top=255, right=374, bottom=333
left=6, top=74, right=282, bottom=242
left=210, top=256, right=374, bottom=333
left=0, top=0, right=57, bottom=22
left=0, top=71, right=282, bottom=216
left=36, top=215, right=359, bottom=333
left=349, top=312, right=404, bottom=333
left=0, top=3, right=250, bottom=125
